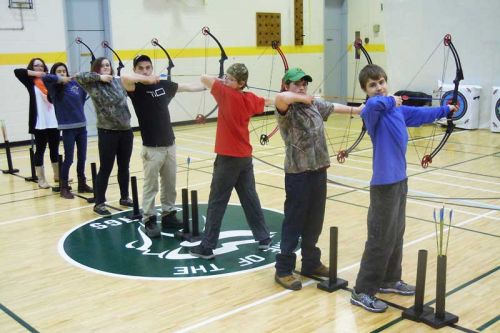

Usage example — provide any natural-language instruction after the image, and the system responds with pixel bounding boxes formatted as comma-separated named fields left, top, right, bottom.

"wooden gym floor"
left=1, top=113, right=499, bottom=332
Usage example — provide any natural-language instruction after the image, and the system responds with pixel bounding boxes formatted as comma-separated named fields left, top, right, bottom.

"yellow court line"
left=1, top=44, right=385, bottom=65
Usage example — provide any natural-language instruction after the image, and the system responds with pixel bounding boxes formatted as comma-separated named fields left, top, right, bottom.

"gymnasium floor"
left=1, top=113, right=499, bottom=332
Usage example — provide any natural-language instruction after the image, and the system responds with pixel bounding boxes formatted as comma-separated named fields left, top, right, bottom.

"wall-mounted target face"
left=440, top=91, right=467, bottom=121
left=496, top=99, right=500, bottom=122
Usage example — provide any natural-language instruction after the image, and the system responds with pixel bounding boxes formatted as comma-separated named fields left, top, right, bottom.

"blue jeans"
left=201, top=155, right=270, bottom=249
left=275, top=169, right=326, bottom=276
left=61, top=127, right=88, bottom=181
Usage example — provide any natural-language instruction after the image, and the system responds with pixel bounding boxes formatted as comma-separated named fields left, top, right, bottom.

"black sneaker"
left=144, top=216, right=160, bottom=238
left=161, top=211, right=183, bottom=229
left=350, top=290, right=388, bottom=313
left=93, top=203, right=111, bottom=216
left=119, top=197, right=134, bottom=207
left=379, top=280, right=415, bottom=296
left=189, top=245, right=215, bottom=260
left=258, top=237, right=272, bottom=250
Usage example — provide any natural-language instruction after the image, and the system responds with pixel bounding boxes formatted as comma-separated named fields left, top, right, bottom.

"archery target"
left=491, top=86, right=500, bottom=133
left=433, top=81, right=480, bottom=129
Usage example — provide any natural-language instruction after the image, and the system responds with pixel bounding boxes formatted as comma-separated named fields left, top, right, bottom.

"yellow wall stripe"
left=1, top=44, right=385, bottom=66
left=0, top=52, right=67, bottom=66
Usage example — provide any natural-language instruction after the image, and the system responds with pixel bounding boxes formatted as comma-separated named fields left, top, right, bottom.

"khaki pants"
left=141, top=145, right=177, bottom=218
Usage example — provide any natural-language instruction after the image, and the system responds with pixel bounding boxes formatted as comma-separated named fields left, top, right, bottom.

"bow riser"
left=75, top=37, right=96, bottom=68
left=421, top=34, right=463, bottom=168
left=151, top=38, right=175, bottom=82
left=336, top=38, right=371, bottom=163
left=196, top=27, right=228, bottom=124
left=101, top=41, right=124, bottom=76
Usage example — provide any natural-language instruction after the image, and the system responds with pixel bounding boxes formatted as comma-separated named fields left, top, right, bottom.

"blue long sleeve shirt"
left=43, top=74, right=87, bottom=130
left=361, top=95, right=449, bottom=185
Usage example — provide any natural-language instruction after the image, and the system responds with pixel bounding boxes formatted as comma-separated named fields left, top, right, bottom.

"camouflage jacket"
left=277, top=99, right=334, bottom=173
left=75, top=73, right=131, bottom=130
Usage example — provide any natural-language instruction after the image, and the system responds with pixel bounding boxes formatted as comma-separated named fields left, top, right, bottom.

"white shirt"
left=34, top=86, right=58, bottom=129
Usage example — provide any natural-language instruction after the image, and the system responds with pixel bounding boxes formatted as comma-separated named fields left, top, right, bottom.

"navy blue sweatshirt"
left=43, top=74, right=87, bottom=130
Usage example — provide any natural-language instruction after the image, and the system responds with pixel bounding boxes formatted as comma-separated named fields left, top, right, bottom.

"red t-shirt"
left=211, top=80, right=265, bottom=157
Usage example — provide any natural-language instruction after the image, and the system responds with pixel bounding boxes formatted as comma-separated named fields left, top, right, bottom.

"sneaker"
left=144, top=216, right=161, bottom=238
left=258, top=237, right=272, bottom=250
left=119, top=197, right=134, bottom=207
left=302, top=264, right=330, bottom=278
left=379, top=280, right=415, bottom=296
left=351, top=290, right=388, bottom=313
left=189, top=245, right=215, bottom=260
left=161, top=211, right=183, bottom=229
left=93, top=204, right=111, bottom=216
left=275, top=273, right=302, bottom=291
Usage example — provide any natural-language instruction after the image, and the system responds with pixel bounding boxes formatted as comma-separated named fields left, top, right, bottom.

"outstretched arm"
left=200, top=75, right=218, bottom=89
left=177, top=81, right=206, bottom=92
left=332, top=103, right=363, bottom=115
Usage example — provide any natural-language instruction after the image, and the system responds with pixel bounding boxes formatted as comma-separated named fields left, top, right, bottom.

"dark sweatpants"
left=355, top=178, right=408, bottom=296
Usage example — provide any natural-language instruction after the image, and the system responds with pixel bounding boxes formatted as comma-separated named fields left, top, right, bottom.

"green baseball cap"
left=283, top=67, right=312, bottom=83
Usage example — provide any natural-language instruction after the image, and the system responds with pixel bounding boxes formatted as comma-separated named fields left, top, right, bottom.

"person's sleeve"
left=41, top=74, right=60, bottom=103
left=14, top=68, right=30, bottom=89
left=164, top=80, right=178, bottom=98
left=251, top=93, right=266, bottom=116
left=41, top=74, right=59, bottom=92
left=75, top=72, right=100, bottom=89
left=210, top=80, right=224, bottom=102
left=402, top=105, right=449, bottom=127
left=361, top=95, right=393, bottom=135
left=314, top=99, right=335, bottom=120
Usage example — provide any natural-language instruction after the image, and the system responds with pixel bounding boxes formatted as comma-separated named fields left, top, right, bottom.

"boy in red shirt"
left=189, top=63, right=272, bottom=259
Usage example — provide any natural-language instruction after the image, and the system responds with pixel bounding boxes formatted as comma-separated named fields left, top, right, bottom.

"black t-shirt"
left=129, top=80, right=178, bottom=147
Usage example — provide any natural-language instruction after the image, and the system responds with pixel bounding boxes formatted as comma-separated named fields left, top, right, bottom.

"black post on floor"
left=402, top=249, right=434, bottom=321
left=90, top=163, right=97, bottom=193
left=1, top=140, right=19, bottom=174
left=191, top=190, right=200, bottom=239
left=25, top=148, right=37, bottom=182
left=182, top=188, right=190, bottom=234
left=421, top=255, right=459, bottom=328
left=85, top=162, right=97, bottom=203
left=317, top=226, right=348, bottom=292
left=51, top=155, right=62, bottom=192
left=130, top=176, right=142, bottom=220
left=175, top=189, right=192, bottom=240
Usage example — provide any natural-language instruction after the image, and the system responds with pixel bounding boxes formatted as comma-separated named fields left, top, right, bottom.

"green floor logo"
left=58, top=204, right=285, bottom=280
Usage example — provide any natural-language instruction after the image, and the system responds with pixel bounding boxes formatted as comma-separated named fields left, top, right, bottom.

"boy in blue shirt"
left=351, top=64, right=457, bottom=313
